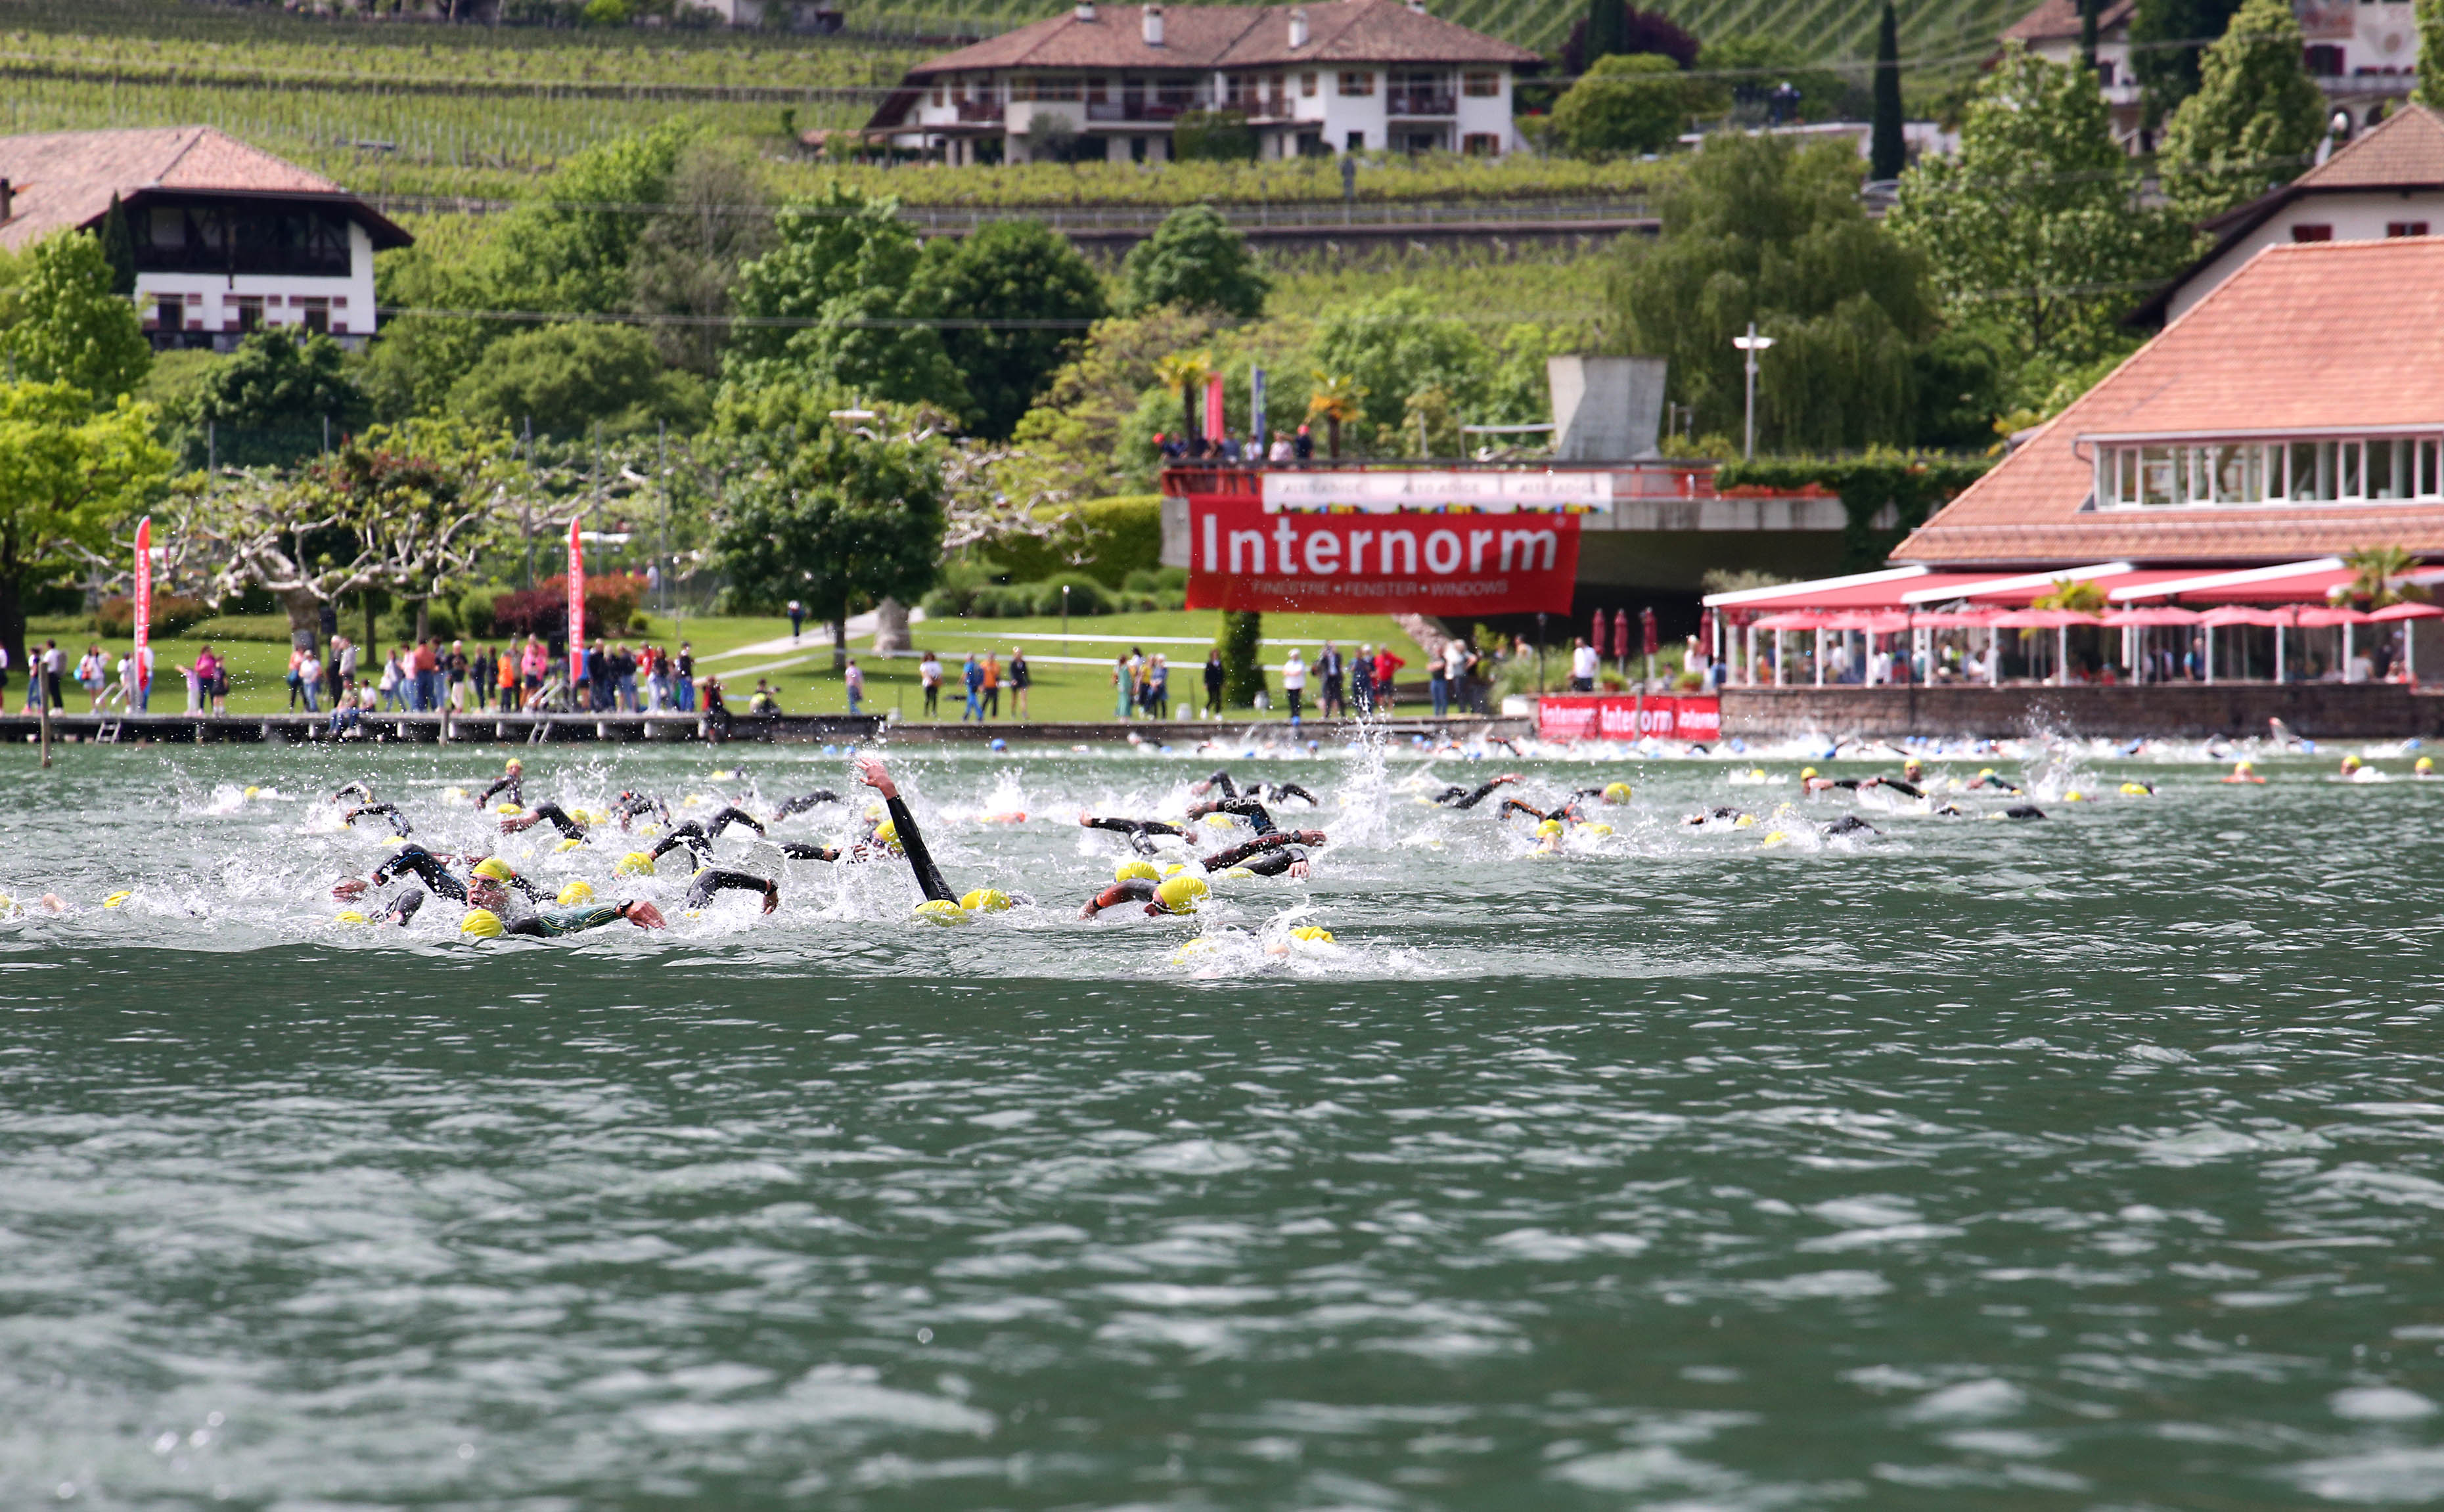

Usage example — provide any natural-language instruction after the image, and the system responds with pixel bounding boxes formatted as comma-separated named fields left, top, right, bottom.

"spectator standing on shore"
left=614, top=642, right=639, bottom=711
left=194, top=644, right=224, bottom=716
left=675, top=641, right=696, bottom=711
left=1428, top=645, right=1450, bottom=716
left=378, top=647, right=403, bottom=711
left=43, top=640, right=65, bottom=713
left=1351, top=643, right=1374, bottom=715
left=788, top=600, right=805, bottom=641
left=284, top=646, right=306, bottom=710
left=844, top=657, right=865, bottom=715
left=1442, top=638, right=1468, bottom=715
left=1146, top=654, right=1169, bottom=719
left=1317, top=642, right=1345, bottom=718
left=1269, top=432, right=1294, bottom=464
left=919, top=650, right=941, bottom=717
left=962, top=653, right=984, bottom=721
left=1114, top=653, right=1134, bottom=719
left=1203, top=648, right=1225, bottom=718
left=1569, top=636, right=1599, bottom=693
left=982, top=652, right=1002, bottom=718
left=1281, top=648, right=1307, bottom=729
left=1294, top=424, right=1314, bottom=460
left=519, top=636, right=547, bottom=707
left=332, top=634, right=355, bottom=691
left=179, top=656, right=202, bottom=714
left=1372, top=645, right=1403, bottom=712
left=78, top=644, right=105, bottom=711
left=131, top=640, right=152, bottom=713
left=1008, top=648, right=1030, bottom=721
left=411, top=638, right=438, bottom=711
left=472, top=644, right=495, bottom=711
left=298, top=648, right=323, bottom=713
left=448, top=640, right=470, bottom=711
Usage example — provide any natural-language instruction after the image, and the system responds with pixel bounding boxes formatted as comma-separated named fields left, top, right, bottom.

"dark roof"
left=2001, top=0, right=2136, bottom=44
left=2126, top=104, right=2444, bottom=327
left=898, top=0, right=1540, bottom=78
left=1897, top=238, right=2444, bottom=566
left=0, top=126, right=410, bottom=253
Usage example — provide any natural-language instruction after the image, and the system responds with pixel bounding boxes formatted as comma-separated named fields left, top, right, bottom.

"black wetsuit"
left=1434, top=778, right=1514, bottom=810
left=1498, top=797, right=1556, bottom=824
left=882, top=794, right=957, bottom=904
left=704, top=805, right=766, bottom=837
left=332, top=780, right=376, bottom=805
left=1824, top=814, right=1879, bottom=837
left=652, top=823, right=717, bottom=868
left=344, top=803, right=413, bottom=837
left=524, top=803, right=587, bottom=839
left=1187, top=797, right=1283, bottom=837
left=1684, top=807, right=1750, bottom=825
left=502, top=904, right=631, bottom=938
left=380, top=889, right=424, bottom=925
left=773, top=789, right=842, bottom=820
left=1201, top=772, right=1318, bottom=805
left=1082, top=816, right=1192, bottom=855
left=1202, top=831, right=1311, bottom=878
left=684, top=868, right=778, bottom=911
left=1083, top=878, right=1164, bottom=916
left=1824, top=778, right=1924, bottom=799
left=2004, top=805, right=2047, bottom=820
left=373, top=845, right=467, bottom=902
left=475, top=772, right=523, bottom=809
left=612, top=791, right=668, bottom=828
left=781, top=841, right=839, bottom=862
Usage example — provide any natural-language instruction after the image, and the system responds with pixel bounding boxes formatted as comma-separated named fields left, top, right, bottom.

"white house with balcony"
left=866, top=0, right=1541, bottom=164
left=0, top=125, right=411, bottom=351
left=2007, top=0, right=2418, bottom=154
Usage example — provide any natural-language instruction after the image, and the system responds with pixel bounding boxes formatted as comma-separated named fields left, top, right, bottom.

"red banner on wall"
left=1537, top=694, right=1721, bottom=742
left=1184, top=495, right=1581, bottom=615
left=566, top=516, right=586, bottom=684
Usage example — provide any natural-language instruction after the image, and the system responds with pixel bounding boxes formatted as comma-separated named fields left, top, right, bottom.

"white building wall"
left=133, top=221, right=380, bottom=349
left=2168, top=190, right=2444, bottom=322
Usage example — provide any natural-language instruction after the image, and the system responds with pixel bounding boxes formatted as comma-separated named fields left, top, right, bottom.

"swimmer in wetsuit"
left=702, top=805, right=766, bottom=837
left=1823, top=814, right=1879, bottom=838
left=612, top=791, right=669, bottom=830
left=473, top=759, right=524, bottom=811
left=1799, top=768, right=1924, bottom=799
left=1192, top=771, right=1320, bottom=806
left=343, top=802, right=413, bottom=837
left=464, top=898, right=666, bottom=937
left=853, top=754, right=958, bottom=904
left=1078, top=873, right=1210, bottom=920
left=333, top=845, right=470, bottom=920
left=1683, top=806, right=1753, bottom=826
left=1079, top=814, right=1198, bottom=855
left=501, top=803, right=587, bottom=839
left=1202, top=828, right=1324, bottom=878
left=1965, top=768, right=2024, bottom=794
left=1430, top=774, right=1522, bottom=809
left=683, top=868, right=780, bottom=914
left=772, top=788, right=842, bottom=821
left=332, top=779, right=377, bottom=806
left=2003, top=804, right=2047, bottom=820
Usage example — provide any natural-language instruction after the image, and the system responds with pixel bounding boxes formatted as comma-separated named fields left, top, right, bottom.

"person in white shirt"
left=1443, top=638, right=1469, bottom=712
left=299, top=651, right=324, bottom=713
left=1569, top=637, right=1600, bottom=692
left=1280, top=648, right=1308, bottom=729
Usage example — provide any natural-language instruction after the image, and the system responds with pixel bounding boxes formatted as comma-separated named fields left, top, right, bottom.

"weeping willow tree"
left=1610, top=132, right=1938, bottom=453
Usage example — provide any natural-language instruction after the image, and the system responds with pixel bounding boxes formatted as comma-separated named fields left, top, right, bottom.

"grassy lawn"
left=28, top=610, right=1433, bottom=723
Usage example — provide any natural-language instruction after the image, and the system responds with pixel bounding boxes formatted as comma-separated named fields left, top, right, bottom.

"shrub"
left=990, top=496, right=1164, bottom=589
left=1030, top=573, right=1109, bottom=616
left=458, top=585, right=502, bottom=640
left=94, top=594, right=212, bottom=638
left=491, top=573, right=648, bottom=641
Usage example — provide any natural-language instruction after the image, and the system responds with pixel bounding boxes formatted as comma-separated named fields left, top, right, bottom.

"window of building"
left=231, top=297, right=263, bottom=333
left=1338, top=70, right=1374, bottom=95
left=1301, top=70, right=1318, bottom=96
left=2096, top=435, right=2444, bottom=508
left=2292, top=223, right=2334, bottom=242
left=931, top=84, right=945, bottom=106
left=2095, top=60, right=2115, bottom=85
left=2390, top=220, right=2430, bottom=236
left=154, top=297, right=183, bottom=332
left=1462, top=131, right=1501, bottom=155
left=1462, top=70, right=1499, bottom=97
left=1035, top=76, right=1082, bottom=101
left=1347, top=129, right=1367, bottom=151
left=295, top=298, right=330, bottom=335
left=2307, top=43, right=2345, bottom=74
left=1089, top=76, right=1108, bottom=102
left=1269, top=73, right=1286, bottom=112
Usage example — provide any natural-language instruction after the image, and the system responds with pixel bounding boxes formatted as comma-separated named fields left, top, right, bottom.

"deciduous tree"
left=0, top=233, right=150, bottom=401
left=915, top=219, right=1107, bottom=441
left=1549, top=53, right=1705, bottom=157
left=2158, top=0, right=2326, bottom=223
left=450, top=322, right=707, bottom=438
left=1120, top=206, right=1271, bottom=320
left=0, top=382, right=171, bottom=676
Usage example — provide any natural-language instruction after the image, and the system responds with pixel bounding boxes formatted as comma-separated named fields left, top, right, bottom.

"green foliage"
left=1174, top=110, right=1260, bottom=163
left=0, top=381, right=173, bottom=669
left=190, top=332, right=372, bottom=466
left=1889, top=47, right=2189, bottom=389
left=1310, top=288, right=1495, bottom=452
left=629, top=139, right=776, bottom=378
left=989, top=496, right=1164, bottom=589
left=2131, top=0, right=2244, bottom=124
left=727, top=184, right=970, bottom=415
left=2422, top=0, right=2444, bottom=109
left=359, top=221, right=507, bottom=422
left=0, top=233, right=151, bottom=401
left=1549, top=53, right=1704, bottom=158
left=449, top=322, right=708, bottom=438
left=1714, top=450, right=1990, bottom=571
left=1909, top=326, right=2008, bottom=451
left=1585, top=0, right=1629, bottom=62
left=914, top=220, right=1107, bottom=441
left=1698, top=35, right=1861, bottom=123
left=2158, top=0, right=2326, bottom=223
left=97, top=194, right=137, bottom=297
left=1219, top=610, right=1266, bottom=707
left=1120, top=206, right=1271, bottom=320
left=1614, top=133, right=1937, bottom=451
left=490, top=122, right=692, bottom=316
left=711, top=381, right=947, bottom=626
left=1870, top=1, right=1905, bottom=181
left=1007, top=307, right=1219, bottom=498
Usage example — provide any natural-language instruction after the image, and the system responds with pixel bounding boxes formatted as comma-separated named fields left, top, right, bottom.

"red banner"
left=1537, top=694, right=1721, bottom=742
left=132, top=516, right=151, bottom=694
left=1184, top=496, right=1581, bottom=615
left=566, top=516, right=585, bottom=685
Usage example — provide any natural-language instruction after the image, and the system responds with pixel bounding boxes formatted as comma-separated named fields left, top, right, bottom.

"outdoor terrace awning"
left=2108, top=558, right=2350, bottom=603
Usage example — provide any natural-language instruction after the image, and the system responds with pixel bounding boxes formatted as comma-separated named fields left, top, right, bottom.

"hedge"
left=989, top=495, right=1164, bottom=590
left=1715, top=451, right=1992, bottom=575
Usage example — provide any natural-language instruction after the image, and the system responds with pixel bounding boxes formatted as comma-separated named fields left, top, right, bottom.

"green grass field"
left=27, top=610, right=1437, bottom=724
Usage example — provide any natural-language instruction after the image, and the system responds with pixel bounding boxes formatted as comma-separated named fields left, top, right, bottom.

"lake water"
left=4, top=736, right=2442, bottom=1509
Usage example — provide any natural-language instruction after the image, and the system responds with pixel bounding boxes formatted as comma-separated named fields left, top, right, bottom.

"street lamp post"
left=1731, top=322, right=1776, bottom=460
left=1061, top=583, right=1071, bottom=639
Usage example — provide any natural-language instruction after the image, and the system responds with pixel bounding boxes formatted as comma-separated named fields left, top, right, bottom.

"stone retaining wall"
left=1719, top=684, right=2444, bottom=740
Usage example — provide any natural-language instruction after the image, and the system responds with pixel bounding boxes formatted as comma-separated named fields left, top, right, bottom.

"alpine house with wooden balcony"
left=867, top=0, right=1541, bottom=164
left=0, top=125, right=412, bottom=352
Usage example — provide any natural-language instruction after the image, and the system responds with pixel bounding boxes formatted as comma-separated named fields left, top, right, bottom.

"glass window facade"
left=2096, top=437, right=2444, bottom=508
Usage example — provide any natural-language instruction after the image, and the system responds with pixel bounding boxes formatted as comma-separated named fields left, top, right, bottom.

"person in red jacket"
left=1371, top=646, right=1405, bottom=713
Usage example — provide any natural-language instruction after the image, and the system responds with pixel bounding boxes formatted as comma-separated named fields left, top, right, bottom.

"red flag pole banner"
left=566, top=516, right=586, bottom=687
left=1185, top=495, right=1582, bottom=615
left=1203, top=374, right=1225, bottom=442
left=132, top=516, right=151, bottom=701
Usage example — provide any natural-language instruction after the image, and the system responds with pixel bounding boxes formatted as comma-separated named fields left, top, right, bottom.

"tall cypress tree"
left=1870, top=1, right=1906, bottom=179
left=96, top=193, right=137, bottom=298
left=1584, top=0, right=1623, bottom=67
left=2078, top=0, right=2098, bottom=68
left=2131, top=0, right=2244, bottom=125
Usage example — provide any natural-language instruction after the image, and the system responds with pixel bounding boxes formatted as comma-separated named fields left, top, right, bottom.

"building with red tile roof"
left=1894, top=236, right=2444, bottom=569
left=0, top=126, right=410, bottom=350
left=867, top=0, right=1541, bottom=164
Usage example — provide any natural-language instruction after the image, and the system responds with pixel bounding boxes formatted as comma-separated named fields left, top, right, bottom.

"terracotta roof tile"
left=1895, top=237, right=2444, bottom=567
left=2001, top=0, right=2135, bottom=45
left=904, top=0, right=1535, bottom=76
left=2294, top=102, right=2444, bottom=190
left=0, top=126, right=370, bottom=251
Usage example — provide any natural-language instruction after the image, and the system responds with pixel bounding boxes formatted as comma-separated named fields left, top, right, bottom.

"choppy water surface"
left=6, top=734, right=2444, bottom=1509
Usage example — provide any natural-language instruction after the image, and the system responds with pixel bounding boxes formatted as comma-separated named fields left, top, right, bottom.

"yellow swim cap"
left=472, top=858, right=514, bottom=882
left=495, top=803, right=522, bottom=814
left=913, top=899, right=969, bottom=925
left=1154, top=875, right=1210, bottom=914
left=461, top=909, right=504, bottom=938
left=554, top=837, right=584, bottom=853
left=1584, top=822, right=1614, bottom=836
left=1602, top=782, right=1633, bottom=803
left=1761, top=830, right=1788, bottom=847
left=1290, top=924, right=1334, bottom=943
left=384, top=836, right=407, bottom=849
left=445, top=787, right=467, bottom=800
left=102, top=890, right=131, bottom=908
left=1161, top=862, right=1187, bottom=878
left=960, top=887, right=1014, bottom=912
left=2119, top=782, right=2151, bottom=796
left=505, top=758, right=522, bottom=772
left=556, top=880, right=595, bottom=906
left=1750, top=768, right=1767, bottom=779
left=1202, top=812, right=1237, bottom=829
left=1801, top=767, right=1818, bottom=779
left=1221, top=866, right=1257, bottom=879
left=2065, top=790, right=2085, bottom=803
left=1978, top=767, right=1996, bottom=778
left=2235, top=759, right=2254, bottom=772
left=1733, top=814, right=1757, bottom=828
left=243, top=785, right=260, bottom=799
left=1115, top=858, right=1162, bottom=883
left=616, top=851, right=655, bottom=876
left=1171, top=937, right=1222, bottom=962
left=711, top=769, right=736, bottom=782
left=1535, top=818, right=1564, bottom=837
left=873, top=818, right=899, bottom=849
left=2422, top=757, right=2436, bottom=772
left=335, top=910, right=366, bottom=925
left=2343, top=755, right=2363, bottom=770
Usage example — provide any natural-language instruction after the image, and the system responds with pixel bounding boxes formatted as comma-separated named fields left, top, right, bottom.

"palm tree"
left=1154, top=351, right=1210, bottom=446
left=2342, top=544, right=2430, bottom=609
left=1306, top=370, right=1366, bottom=459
